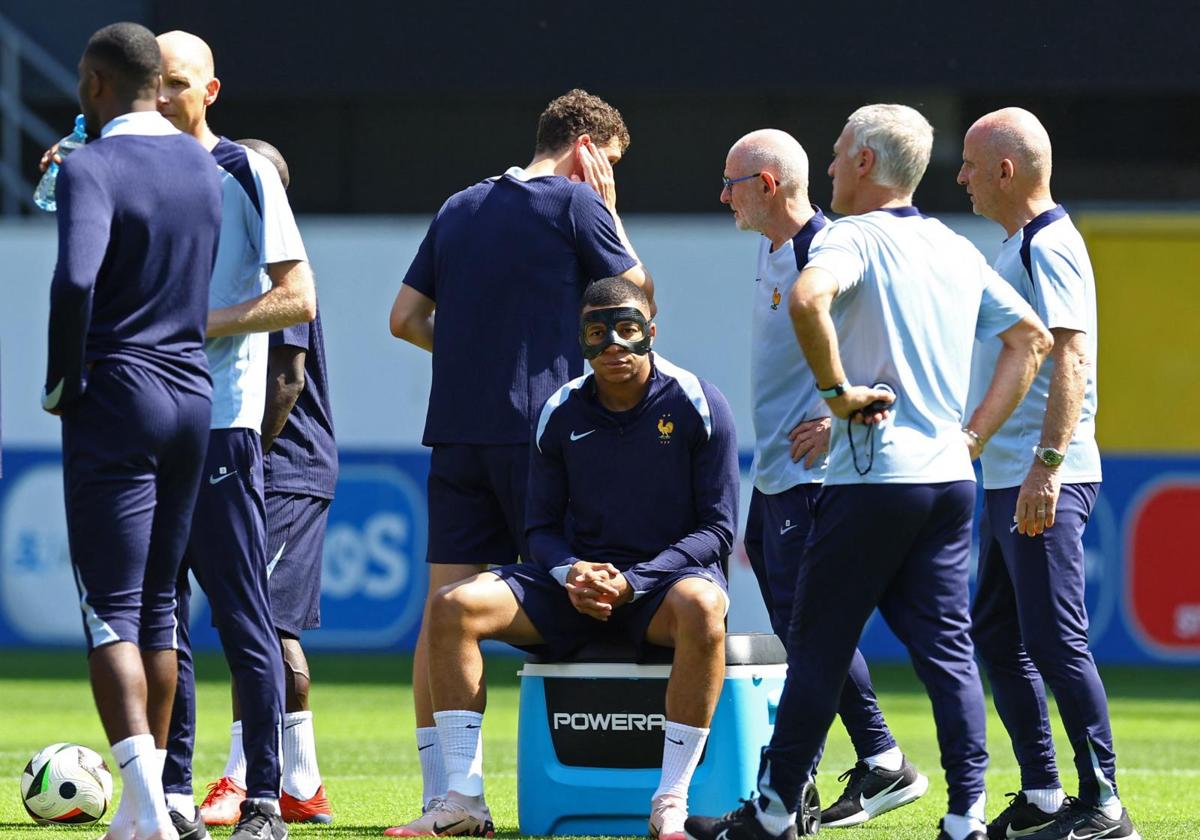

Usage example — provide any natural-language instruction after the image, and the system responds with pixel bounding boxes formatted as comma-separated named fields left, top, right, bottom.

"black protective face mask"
left=579, top=306, right=653, bottom=360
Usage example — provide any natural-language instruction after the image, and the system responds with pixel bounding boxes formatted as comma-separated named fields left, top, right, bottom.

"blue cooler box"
left=516, top=633, right=787, bottom=836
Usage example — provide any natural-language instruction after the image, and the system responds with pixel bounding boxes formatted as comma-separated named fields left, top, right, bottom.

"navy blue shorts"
left=427, top=444, right=528, bottom=566
left=494, top=563, right=729, bottom=660
left=265, top=492, right=331, bottom=636
left=62, top=362, right=211, bottom=651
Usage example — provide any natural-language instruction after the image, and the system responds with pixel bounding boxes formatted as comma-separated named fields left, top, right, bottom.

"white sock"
left=433, top=710, right=485, bottom=798
left=1023, top=787, right=1065, bottom=814
left=223, top=721, right=247, bottom=788
left=110, top=735, right=171, bottom=835
left=1099, top=796, right=1123, bottom=820
left=754, top=799, right=795, bottom=835
left=653, top=721, right=709, bottom=802
left=862, top=746, right=903, bottom=772
left=417, top=726, right=448, bottom=806
left=281, top=711, right=322, bottom=800
left=942, top=792, right=986, bottom=840
left=165, top=792, right=194, bottom=815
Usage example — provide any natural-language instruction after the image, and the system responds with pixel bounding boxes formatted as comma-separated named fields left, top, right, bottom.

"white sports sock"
left=653, top=721, right=709, bottom=802
left=416, top=726, right=448, bottom=806
left=1100, top=796, right=1123, bottom=820
left=862, top=746, right=903, bottom=772
left=111, top=735, right=172, bottom=836
left=1022, top=787, right=1065, bottom=814
left=942, top=792, right=986, bottom=840
left=433, top=710, right=485, bottom=798
left=165, top=792, right=194, bottom=815
left=282, top=711, right=322, bottom=800
left=754, top=798, right=796, bottom=835
left=223, top=721, right=247, bottom=787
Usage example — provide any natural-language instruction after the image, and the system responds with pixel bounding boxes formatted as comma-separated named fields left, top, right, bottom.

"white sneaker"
left=384, top=792, right=494, bottom=837
left=649, top=795, right=687, bottom=840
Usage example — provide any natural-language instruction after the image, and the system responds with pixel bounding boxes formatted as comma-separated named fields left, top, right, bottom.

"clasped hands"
left=565, top=560, right=633, bottom=621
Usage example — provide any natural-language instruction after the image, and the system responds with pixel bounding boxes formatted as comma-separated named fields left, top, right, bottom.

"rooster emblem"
left=771, top=287, right=781, bottom=310
left=657, top=416, right=675, bottom=442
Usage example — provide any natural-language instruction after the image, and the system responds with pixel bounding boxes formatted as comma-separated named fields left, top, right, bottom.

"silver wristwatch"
left=1033, top=445, right=1065, bottom=468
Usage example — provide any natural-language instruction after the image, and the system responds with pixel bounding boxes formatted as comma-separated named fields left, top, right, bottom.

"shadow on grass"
left=3, top=650, right=1198, bottom=701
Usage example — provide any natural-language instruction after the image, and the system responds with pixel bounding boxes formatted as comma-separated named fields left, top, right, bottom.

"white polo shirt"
left=967, top=205, right=1101, bottom=489
left=805, top=207, right=1033, bottom=486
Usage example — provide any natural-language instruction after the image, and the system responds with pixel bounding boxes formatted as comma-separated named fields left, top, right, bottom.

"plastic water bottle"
left=33, top=114, right=87, bottom=212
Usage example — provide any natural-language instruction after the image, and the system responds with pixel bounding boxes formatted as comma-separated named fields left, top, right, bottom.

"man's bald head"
left=156, top=30, right=215, bottom=83
left=966, top=107, right=1053, bottom=185
left=729, top=129, right=809, bottom=198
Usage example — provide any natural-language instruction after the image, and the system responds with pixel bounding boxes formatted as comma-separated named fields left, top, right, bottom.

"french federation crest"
left=771, top=287, right=781, bottom=310
left=657, top=415, right=674, bottom=444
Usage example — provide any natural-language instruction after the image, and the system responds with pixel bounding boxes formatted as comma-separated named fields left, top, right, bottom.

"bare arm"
left=261, top=344, right=306, bottom=452
left=207, top=260, right=317, bottom=338
left=389, top=284, right=436, bottom=352
left=964, top=312, right=1054, bottom=451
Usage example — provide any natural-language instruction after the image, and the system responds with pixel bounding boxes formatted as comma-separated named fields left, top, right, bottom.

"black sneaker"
left=986, top=792, right=1061, bottom=839
left=684, top=783, right=820, bottom=840
left=820, top=756, right=929, bottom=827
left=170, top=805, right=210, bottom=840
left=1019, top=798, right=1140, bottom=840
left=230, top=798, right=288, bottom=840
left=936, top=818, right=986, bottom=839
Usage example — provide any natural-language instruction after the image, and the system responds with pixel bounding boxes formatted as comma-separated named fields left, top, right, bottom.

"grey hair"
left=844, top=104, right=933, bottom=194
left=733, top=128, right=810, bottom=198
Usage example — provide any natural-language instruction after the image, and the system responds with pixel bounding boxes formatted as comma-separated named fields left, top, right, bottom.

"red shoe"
left=281, top=784, right=334, bottom=823
left=198, top=776, right=246, bottom=826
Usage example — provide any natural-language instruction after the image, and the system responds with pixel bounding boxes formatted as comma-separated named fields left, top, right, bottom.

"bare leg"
left=415, top=564, right=488, bottom=726
left=89, top=642, right=153, bottom=744
left=645, top=577, right=726, bottom=727
left=142, top=649, right=178, bottom=748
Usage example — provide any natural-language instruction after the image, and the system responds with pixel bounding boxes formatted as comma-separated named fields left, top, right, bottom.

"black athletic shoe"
left=1019, top=798, right=1141, bottom=840
left=936, top=818, right=986, bottom=839
left=685, top=791, right=818, bottom=840
left=819, top=756, right=929, bottom=828
left=230, top=798, right=288, bottom=840
left=170, top=805, right=210, bottom=840
left=986, top=792, right=1061, bottom=839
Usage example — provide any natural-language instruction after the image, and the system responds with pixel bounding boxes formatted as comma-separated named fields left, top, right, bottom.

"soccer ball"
left=20, top=743, right=113, bottom=824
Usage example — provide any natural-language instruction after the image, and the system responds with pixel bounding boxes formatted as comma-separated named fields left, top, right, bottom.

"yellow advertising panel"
left=1077, top=214, right=1200, bottom=453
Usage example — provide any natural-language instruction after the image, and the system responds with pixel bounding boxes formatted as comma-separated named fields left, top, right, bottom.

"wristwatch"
left=1034, top=445, right=1065, bottom=467
left=817, top=381, right=850, bottom=399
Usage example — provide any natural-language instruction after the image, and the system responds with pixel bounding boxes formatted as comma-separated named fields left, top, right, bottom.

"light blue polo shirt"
left=967, top=205, right=1101, bottom=489
left=749, top=209, right=830, bottom=494
left=205, top=138, right=309, bottom=431
left=805, top=207, right=1033, bottom=486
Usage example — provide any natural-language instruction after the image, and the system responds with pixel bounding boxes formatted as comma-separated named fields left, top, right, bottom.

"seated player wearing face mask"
left=384, top=276, right=740, bottom=840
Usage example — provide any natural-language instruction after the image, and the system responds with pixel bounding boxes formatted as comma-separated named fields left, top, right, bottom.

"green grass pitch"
left=2, top=650, right=1197, bottom=838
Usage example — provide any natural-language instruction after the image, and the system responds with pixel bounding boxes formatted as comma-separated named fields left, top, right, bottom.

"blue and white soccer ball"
left=20, top=743, right=113, bottom=825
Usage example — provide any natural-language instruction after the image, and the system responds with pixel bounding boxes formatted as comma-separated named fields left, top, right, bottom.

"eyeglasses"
left=722, top=172, right=779, bottom=191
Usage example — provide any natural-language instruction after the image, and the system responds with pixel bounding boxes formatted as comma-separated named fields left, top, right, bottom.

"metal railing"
left=0, top=11, right=77, bottom=216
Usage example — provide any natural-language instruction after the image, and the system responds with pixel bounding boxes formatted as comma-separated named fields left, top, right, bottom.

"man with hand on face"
left=384, top=277, right=737, bottom=839
left=959, top=108, right=1138, bottom=840
left=388, top=89, right=654, bottom=827
left=721, top=128, right=927, bottom=830
left=687, top=104, right=1052, bottom=840
left=43, top=21, right=221, bottom=840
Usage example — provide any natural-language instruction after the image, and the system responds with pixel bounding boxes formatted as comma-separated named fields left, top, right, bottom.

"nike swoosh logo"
left=417, top=743, right=435, bottom=751
left=285, top=720, right=304, bottom=730
left=1067, top=828, right=1121, bottom=840
left=433, top=819, right=466, bottom=833
left=119, top=757, right=136, bottom=769
left=209, top=471, right=238, bottom=485
left=43, top=378, right=65, bottom=411
left=779, top=524, right=800, bottom=536
left=861, top=776, right=903, bottom=808
left=666, top=736, right=684, bottom=745
left=1010, top=522, right=1019, bottom=533
left=1008, top=821, right=1055, bottom=838
left=465, top=724, right=480, bottom=729
left=715, top=829, right=731, bottom=840
left=569, top=430, right=596, bottom=441
left=266, top=542, right=285, bottom=579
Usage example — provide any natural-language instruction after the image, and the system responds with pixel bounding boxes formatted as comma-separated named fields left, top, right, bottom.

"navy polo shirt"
left=526, top=355, right=740, bottom=596
left=45, top=112, right=221, bottom=409
left=403, top=168, right=638, bottom=446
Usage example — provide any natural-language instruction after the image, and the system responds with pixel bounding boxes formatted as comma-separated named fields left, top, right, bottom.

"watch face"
left=1038, top=447, right=1065, bottom=466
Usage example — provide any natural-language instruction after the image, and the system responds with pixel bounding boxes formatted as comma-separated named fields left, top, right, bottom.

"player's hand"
left=1015, top=461, right=1061, bottom=537
left=39, top=143, right=62, bottom=173
left=827, top=385, right=894, bottom=424
left=566, top=561, right=620, bottom=620
left=788, top=417, right=831, bottom=468
left=577, top=139, right=617, bottom=213
left=962, top=430, right=984, bottom=461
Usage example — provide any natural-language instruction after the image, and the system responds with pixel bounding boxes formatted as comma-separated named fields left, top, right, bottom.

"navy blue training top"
left=45, top=125, right=221, bottom=408
left=527, top=355, right=740, bottom=596
left=403, top=170, right=637, bottom=446
left=264, top=308, right=339, bottom=499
